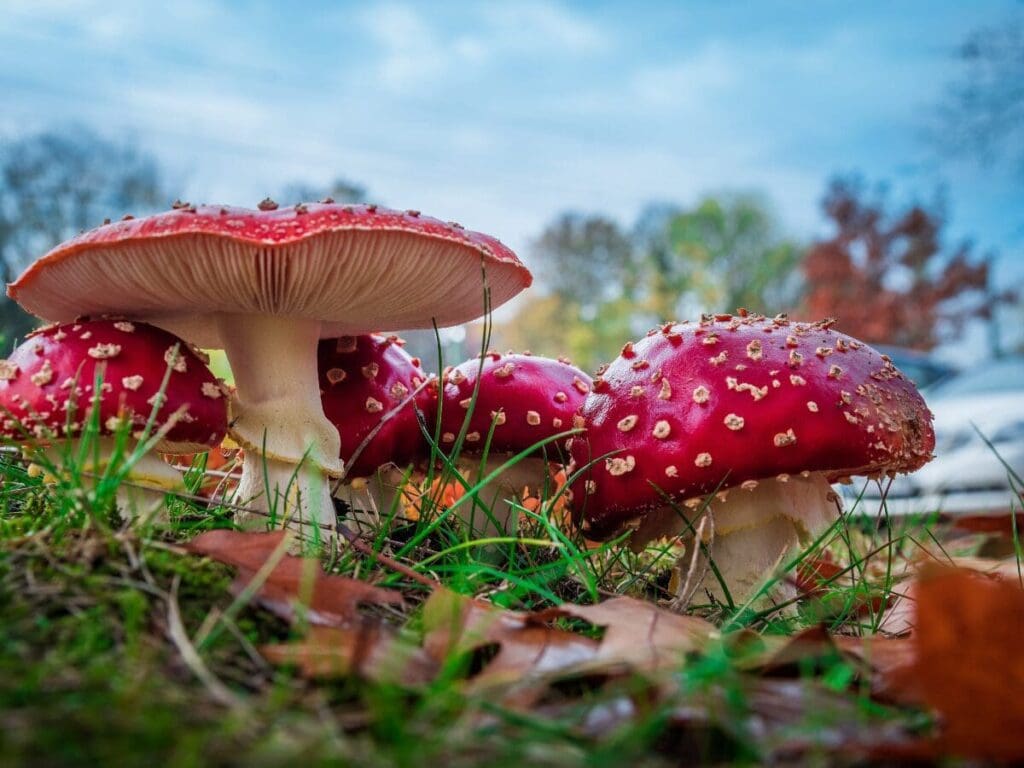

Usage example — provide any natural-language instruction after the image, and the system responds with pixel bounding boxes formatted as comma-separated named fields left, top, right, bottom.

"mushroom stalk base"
left=218, top=314, right=342, bottom=526
left=459, top=456, right=553, bottom=535
left=235, top=455, right=337, bottom=534
left=335, top=466, right=418, bottom=535
left=673, top=473, right=842, bottom=609
left=35, top=438, right=183, bottom=521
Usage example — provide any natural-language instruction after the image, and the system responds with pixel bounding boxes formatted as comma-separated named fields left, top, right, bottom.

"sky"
left=1, top=1, right=1021, bottom=314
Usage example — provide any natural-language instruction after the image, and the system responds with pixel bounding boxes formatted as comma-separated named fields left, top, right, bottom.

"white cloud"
left=632, top=43, right=738, bottom=108
left=357, top=1, right=608, bottom=93
left=357, top=4, right=492, bottom=92
left=3, top=0, right=1016, bottom=325
left=482, top=2, right=608, bottom=54
left=359, top=4, right=449, bottom=91
left=129, top=85, right=273, bottom=138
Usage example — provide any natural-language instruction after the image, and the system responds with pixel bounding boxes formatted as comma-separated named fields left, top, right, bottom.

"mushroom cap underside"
left=9, top=203, right=532, bottom=348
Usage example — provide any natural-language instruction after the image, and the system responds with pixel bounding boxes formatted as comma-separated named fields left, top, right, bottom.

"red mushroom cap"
left=570, top=315, right=935, bottom=540
left=319, top=334, right=435, bottom=479
left=0, top=320, right=228, bottom=452
left=439, top=353, right=592, bottom=455
left=8, top=203, right=532, bottom=348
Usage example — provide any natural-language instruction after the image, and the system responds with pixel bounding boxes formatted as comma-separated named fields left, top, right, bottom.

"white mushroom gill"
left=220, top=314, right=342, bottom=528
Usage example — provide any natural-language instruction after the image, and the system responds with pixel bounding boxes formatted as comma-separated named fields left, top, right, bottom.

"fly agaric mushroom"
left=438, top=352, right=591, bottom=532
left=570, top=314, right=934, bottom=606
left=315, top=333, right=435, bottom=527
left=9, top=203, right=530, bottom=528
left=0, top=319, right=228, bottom=516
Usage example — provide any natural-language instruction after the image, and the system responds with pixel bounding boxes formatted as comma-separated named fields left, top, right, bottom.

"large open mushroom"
left=9, top=203, right=531, bottom=528
left=0, top=319, right=227, bottom=517
left=570, top=313, right=935, bottom=606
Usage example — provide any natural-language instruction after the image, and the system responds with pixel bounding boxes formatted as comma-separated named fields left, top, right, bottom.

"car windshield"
left=929, top=358, right=1024, bottom=397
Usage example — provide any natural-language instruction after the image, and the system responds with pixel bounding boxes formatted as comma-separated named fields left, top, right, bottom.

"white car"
left=844, top=357, right=1024, bottom=517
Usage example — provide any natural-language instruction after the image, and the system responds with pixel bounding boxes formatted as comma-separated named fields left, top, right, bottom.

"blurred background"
left=1, top=1, right=1022, bottom=509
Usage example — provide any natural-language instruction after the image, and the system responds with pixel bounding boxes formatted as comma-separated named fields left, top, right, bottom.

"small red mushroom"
left=437, top=352, right=591, bottom=531
left=570, top=314, right=934, bottom=606
left=317, top=333, right=435, bottom=524
left=0, top=319, right=228, bottom=517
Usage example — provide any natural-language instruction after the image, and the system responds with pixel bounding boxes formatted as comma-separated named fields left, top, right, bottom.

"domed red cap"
left=0, top=320, right=228, bottom=452
left=319, top=334, right=434, bottom=479
left=439, top=353, right=592, bottom=456
left=570, top=314, right=935, bottom=539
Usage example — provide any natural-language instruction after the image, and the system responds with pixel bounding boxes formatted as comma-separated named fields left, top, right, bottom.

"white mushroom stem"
left=334, top=466, right=418, bottom=535
left=218, top=314, right=342, bottom=528
left=32, top=437, right=184, bottom=521
left=235, top=455, right=336, bottom=531
left=678, top=472, right=842, bottom=609
left=458, top=455, right=555, bottom=535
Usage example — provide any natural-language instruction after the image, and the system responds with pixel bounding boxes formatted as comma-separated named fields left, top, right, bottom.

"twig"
left=335, top=521, right=436, bottom=589
left=670, top=512, right=712, bottom=612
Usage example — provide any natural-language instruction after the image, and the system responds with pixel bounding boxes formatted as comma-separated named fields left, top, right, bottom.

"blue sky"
left=2, top=0, right=1021, bottom=293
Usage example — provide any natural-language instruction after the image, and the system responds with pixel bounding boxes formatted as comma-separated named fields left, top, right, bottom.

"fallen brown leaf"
left=186, top=530, right=404, bottom=626
left=792, top=554, right=845, bottom=598
left=889, top=567, right=1024, bottom=762
left=422, top=589, right=599, bottom=689
left=735, top=625, right=838, bottom=675
left=418, top=591, right=717, bottom=705
left=953, top=512, right=1024, bottom=536
left=260, top=625, right=438, bottom=685
left=943, top=555, right=1024, bottom=585
left=532, top=596, right=715, bottom=674
left=833, top=635, right=916, bottom=703
left=873, top=555, right=1024, bottom=636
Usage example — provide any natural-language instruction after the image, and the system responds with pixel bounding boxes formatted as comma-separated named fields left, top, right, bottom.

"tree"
left=932, top=19, right=1024, bottom=356
left=802, top=178, right=990, bottom=351
left=531, top=213, right=637, bottom=309
left=935, top=20, right=1024, bottom=176
left=494, top=196, right=803, bottom=370
left=492, top=294, right=639, bottom=373
left=0, top=127, right=174, bottom=344
left=658, top=195, right=802, bottom=319
left=488, top=212, right=638, bottom=370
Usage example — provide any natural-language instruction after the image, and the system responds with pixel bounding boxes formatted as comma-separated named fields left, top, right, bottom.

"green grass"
left=0, top=420, right=1001, bottom=767
left=0, top=314, right=1014, bottom=765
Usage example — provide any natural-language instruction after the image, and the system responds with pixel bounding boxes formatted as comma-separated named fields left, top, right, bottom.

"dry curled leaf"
left=422, top=590, right=716, bottom=694
left=260, top=625, right=438, bottom=685
left=422, top=589, right=599, bottom=689
left=532, top=596, right=715, bottom=673
left=186, top=530, right=404, bottom=626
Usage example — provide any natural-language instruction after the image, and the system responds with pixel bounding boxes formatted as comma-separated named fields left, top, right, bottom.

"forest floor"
left=1, top=445, right=1022, bottom=767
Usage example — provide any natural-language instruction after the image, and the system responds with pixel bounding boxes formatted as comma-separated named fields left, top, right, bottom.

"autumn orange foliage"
left=803, top=178, right=991, bottom=351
